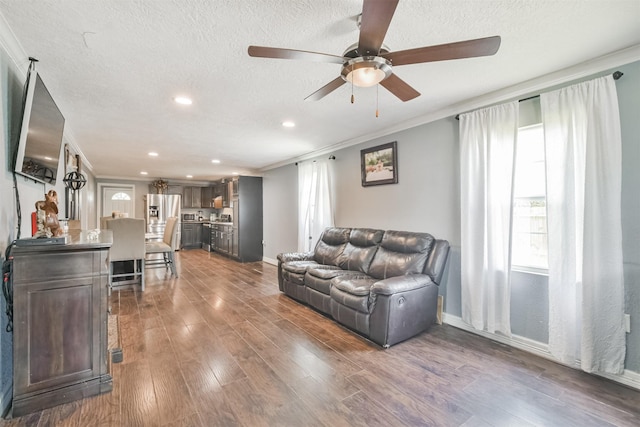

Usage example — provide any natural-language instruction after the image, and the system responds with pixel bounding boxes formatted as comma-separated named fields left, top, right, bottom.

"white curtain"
left=298, top=160, right=334, bottom=252
left=541, top=75, right=626, bottom=374
left=460, top=102, right=519, bottom=336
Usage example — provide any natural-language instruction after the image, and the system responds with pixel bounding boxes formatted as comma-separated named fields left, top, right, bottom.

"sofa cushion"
left=282, top=260, right=318, bottom=275
left=337, top=228, right=384, bottom=273
left=305, top=265, right=357, bottom=295
left=330, top=277, right=376, bottom=313
left=313, top=227, right=351, bottom=266
left=282, top=260, right=318, bottom=286
left=367, top=230, right=435, bottom=280
left=332, top=276, right=376, bottom=296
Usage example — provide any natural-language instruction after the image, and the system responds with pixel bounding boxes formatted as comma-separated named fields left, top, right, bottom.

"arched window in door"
left=110, top=192, right=132, bottom=215
left=111, top=192, right=131, bottom=201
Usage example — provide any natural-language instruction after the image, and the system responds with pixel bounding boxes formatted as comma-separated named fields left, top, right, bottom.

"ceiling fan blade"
left=304, top=77, right=346, bottom=101
left=382, top=36, right=501, bottom=66
left=248, top=46, right=345, bottom=64
left=358, top=0, right=399, bottom=56
left=380, top=74, right=420, bottom=102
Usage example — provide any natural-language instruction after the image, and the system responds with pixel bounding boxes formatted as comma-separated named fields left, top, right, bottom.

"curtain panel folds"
left=541, top=75, right=626, bottom=374
left=460, top=102, right=519, bottom=336
left=297, top=160, right=334, bottom=253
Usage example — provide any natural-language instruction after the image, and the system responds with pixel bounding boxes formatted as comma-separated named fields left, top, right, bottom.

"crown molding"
left=260, top=44, right=640, bottom=172
left=0, top=11, right=29, bottom=76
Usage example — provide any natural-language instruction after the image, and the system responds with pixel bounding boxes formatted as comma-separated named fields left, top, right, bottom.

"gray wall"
left=262, top=164, right=298, bottom=262
left=618, top=61, right=640, bottom=372
left=263, top=60, right=640, bottom=374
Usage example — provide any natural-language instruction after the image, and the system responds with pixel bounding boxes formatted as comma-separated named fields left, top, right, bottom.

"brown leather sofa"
left=277, top=227, right=450, bottom=347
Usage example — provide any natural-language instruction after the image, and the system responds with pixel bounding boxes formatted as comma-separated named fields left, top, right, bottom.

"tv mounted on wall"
left=13, top=68, right=65, bottom=185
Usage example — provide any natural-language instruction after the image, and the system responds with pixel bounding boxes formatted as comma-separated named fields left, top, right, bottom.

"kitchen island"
left=10, top=230, right=113, bottom=417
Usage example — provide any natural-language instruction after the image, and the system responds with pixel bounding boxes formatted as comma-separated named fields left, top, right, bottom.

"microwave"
left=183, top=213, right=196, bottom=221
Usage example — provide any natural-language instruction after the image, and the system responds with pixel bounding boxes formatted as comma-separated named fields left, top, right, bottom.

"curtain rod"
left=454, top=70, right=624, bottom=120
left=295, top=155, right=335, bottom=166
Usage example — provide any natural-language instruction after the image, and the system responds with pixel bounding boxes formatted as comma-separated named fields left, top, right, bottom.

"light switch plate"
left=625, top=314, right=631, bottom=333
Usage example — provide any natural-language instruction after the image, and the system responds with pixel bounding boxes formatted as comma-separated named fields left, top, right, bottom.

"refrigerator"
left=145, top=194, right=181, bottom=248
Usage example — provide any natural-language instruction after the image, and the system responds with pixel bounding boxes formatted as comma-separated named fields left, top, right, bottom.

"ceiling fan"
left=248, top=0, right=500, bottom=103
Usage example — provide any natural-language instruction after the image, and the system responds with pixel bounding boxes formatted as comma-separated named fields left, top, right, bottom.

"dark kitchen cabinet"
left=211, top=223, right=232, bottom=255
left=182, top=186, right=202, bottom=208
left=221, top=179, right=230, bottom=207
left=10, top=232, right=113, bottom=417
left=211, top=176, right=262, bottom=262
left=201, top=186, right=215, bottom=208
left=235, top=176, right=262, bottom=262
left=181, top=222, right=202, bottom=248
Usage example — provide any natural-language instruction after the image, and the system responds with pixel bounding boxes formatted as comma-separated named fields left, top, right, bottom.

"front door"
left=101, top=185, right=135, bottom=218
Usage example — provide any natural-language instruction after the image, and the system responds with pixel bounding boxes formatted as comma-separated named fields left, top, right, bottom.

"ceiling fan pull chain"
left=376, top=84, right=379, bottom=118
left=351, top=64, right=355, bottom=104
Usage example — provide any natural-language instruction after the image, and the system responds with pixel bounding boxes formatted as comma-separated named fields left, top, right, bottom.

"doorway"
left=98, top=184, right=135, bottom=221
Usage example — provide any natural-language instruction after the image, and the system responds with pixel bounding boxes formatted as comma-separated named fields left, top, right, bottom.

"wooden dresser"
left=10, top=230, right=113, bottom=417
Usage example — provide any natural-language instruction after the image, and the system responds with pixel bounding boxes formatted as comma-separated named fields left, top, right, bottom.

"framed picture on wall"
left=360, top=141, right=398, bottom=187
left=65, top=144, right=78, bottom=174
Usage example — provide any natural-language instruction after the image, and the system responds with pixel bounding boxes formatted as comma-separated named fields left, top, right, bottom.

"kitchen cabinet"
left=182, top=186, right=202, bottom=208
left=181, top=222, right=202, bottom=248
left=211, top=176, right=262, bottom=262
left=220, top=179, right=230, bottom=207
left=10, top=232, right=113, bottom=416
left=229, top=177, right=238, bottom=198
left=235, top=176, right=263, bottom=262
left=201, top=186, right=215, bottom=208
left=211, top=223, right=232, bottom=255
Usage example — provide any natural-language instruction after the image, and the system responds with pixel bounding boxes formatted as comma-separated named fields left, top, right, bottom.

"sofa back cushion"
left=367, top=230, right=434, bottom=280
left=314, top=227, right=351, bottom=266
left=423, top=239, right=450, bottom=284
left=338, top=228, right=384, bottom=273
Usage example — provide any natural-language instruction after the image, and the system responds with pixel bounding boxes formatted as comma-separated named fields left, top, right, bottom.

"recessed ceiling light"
left=232, top=172, right=239, bottom=175
left=211, top=159, right=221, bottom=164
left=282, top=121, right=295, bottom=128
left=140, top=171, right=148, bottom=175
left=148, top=152, right=158, bottom=157
left=174, top=96, right=192, bottom=105
left=186, top=175, right=193, bottom=178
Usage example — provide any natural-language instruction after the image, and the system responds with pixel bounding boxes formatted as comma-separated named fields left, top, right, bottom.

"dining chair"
left=145, top=216, right=179, bottom=277
left=100, top=216, right=112, bottom=230
left=106, top=218, right=146, bottom=291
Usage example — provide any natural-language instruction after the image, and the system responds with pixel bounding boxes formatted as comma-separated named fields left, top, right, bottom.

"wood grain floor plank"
left=148, top=352, right=197, bottom=425
left=216, top=330, right=299, bottom=408
left=341, top=390, right=410, bottom=427
left=120, top=358, right=161, bottom=427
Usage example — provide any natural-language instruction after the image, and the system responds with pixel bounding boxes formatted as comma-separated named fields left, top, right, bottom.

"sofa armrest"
left=371, top=274, right=434, bottom=295
left=277, top=251, right=315, bottom=263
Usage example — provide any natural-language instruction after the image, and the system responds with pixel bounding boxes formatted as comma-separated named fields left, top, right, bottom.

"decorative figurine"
left=34, top=190, right=63, bottom=238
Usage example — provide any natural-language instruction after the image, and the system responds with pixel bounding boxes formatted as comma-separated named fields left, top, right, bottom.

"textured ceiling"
left=1, top=0, right=639, bottom=181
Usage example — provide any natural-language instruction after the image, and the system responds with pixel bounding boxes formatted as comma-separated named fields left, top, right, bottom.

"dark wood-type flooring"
left=2, top=249, right=639, bottom=426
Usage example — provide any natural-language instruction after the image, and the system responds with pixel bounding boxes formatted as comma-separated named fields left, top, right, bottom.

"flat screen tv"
left=14, top=69, right=65, bottom=185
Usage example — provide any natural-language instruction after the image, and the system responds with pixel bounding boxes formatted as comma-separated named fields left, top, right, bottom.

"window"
left=111, top=192, right=131, bottom=201
left=512, top=124, right=548, bottom=271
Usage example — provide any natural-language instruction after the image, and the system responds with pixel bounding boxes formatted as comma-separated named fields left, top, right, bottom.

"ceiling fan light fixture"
left=347, top=67, right=386, bottom=87
left=342, top=57, right=392, bottom=88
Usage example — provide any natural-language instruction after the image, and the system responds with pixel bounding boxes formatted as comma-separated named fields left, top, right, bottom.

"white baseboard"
left=442, top=314, right=640, bottom=391
left=262, top=256, right=278, bottom=266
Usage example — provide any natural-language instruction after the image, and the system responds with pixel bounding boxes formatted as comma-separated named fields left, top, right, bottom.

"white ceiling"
left=1, top=0, right=639, bottom=181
